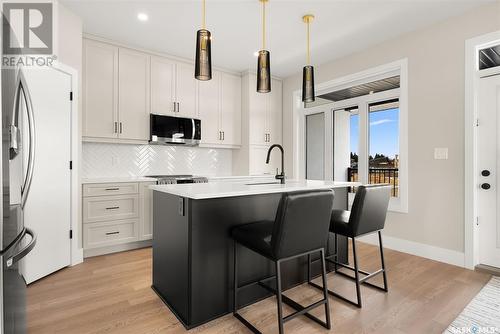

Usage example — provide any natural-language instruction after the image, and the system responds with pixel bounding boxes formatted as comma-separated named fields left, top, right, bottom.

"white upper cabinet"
left=198, top=71, right=241, bottom=147
left=248, top=74, right=267, bottom=145
left=83, top=39, right=118, bottom=139
left=220, top=73, right=242, bottom=146
left=247, top=74, right=282, bottom=146
left=175, top=62, right=198, bottom=118
left=83, top=37, right=242, bottom=147
left=199, top=71, right=221, bottom=145
left=267, top=79, right=282, bottom=145
left=151, top=56, right=176, bottom=115
left=118, top=48, right=150, bottom=141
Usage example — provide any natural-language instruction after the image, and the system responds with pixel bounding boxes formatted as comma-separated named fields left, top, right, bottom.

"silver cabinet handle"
left=114, top=122, right=118, bottom=133
left=105, top=206, right=120, bottom=210
left=222, top=131, right=225, bottom=141
left=119, top=122, right=123, bottom=134
left=177, top=102, right=180, bottom=113
left=173, top=101, right=177, bottom=113
left=105, top=231, right=120, bottom=235
left=12, top=70, right=36, bottom=210
left=105, top=188, right=120, bottom=191
left=268, top=133, right=270, bottom=142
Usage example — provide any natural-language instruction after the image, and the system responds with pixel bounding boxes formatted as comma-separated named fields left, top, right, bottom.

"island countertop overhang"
left=150, top=180, right=360, bottom=200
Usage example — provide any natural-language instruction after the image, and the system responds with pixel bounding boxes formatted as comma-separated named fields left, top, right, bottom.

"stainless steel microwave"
left=149, top=114, right=201, bottom=146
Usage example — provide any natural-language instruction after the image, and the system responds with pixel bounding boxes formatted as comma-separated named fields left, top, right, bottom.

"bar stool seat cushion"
left=330, top=210, right=352, bottom=237
left=231, top=221, right=274, bottom=259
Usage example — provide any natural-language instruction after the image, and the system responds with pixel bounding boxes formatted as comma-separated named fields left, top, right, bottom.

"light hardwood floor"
left=27, top=242, right=491, bottom=334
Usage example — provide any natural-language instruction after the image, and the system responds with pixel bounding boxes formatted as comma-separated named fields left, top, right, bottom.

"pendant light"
left=257, top=0, right=271, bottom=93
left=195, top=0, right=212, bottom=80
left=302, top=14, right=315, bottom=103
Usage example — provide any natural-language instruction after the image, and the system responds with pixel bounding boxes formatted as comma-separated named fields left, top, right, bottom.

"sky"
left=350, top=108, right=399, bottom=158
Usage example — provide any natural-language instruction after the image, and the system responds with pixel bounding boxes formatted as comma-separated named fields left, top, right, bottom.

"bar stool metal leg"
left=378, top=231, right=388, bottom=292
left=319, top=249, right=331, bottom=329
left=233, top=241, right=238, bottom=314
left=351, top=237, right=362, bottom=307
left=275, top=261, right=284, bottom=334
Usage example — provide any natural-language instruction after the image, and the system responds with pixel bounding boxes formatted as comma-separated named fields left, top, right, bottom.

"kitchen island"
left=151, top=180, right=358, bottom=329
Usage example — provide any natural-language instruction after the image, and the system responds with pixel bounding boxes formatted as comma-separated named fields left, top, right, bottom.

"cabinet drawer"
left=83, top=183, right=138, bottom=197
left=83, top=195, right=139, bottom=223
left=84, top=219, right=139, bottom=249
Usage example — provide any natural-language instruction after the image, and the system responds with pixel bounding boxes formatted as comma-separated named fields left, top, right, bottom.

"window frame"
left=295, top=59, right=408, bottom=213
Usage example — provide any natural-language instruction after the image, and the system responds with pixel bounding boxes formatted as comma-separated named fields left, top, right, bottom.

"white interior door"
left=477, top=73, right=500, bottom=268
left=20, top=67, right=72, bottom=284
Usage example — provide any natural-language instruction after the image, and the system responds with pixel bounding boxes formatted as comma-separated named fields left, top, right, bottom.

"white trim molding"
left=359, top=234, right=465, bottom=268
left=464, top=31, right=500, bottom=270
left=53, top=61, right=84, bottom=266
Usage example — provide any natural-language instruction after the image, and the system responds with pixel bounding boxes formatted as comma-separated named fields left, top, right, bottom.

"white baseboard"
left=358, top=234, right=466, bottom=268
left=83, top=240, right=152, bottom=258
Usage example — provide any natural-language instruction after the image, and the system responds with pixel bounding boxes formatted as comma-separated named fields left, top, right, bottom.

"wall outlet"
left=434, top=148, right=448, bottom=160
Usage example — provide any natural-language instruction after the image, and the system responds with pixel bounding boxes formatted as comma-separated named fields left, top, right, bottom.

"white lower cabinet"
left=83, top=181, right=153, bottom=255
left=84, top=219, right=139, bottom=249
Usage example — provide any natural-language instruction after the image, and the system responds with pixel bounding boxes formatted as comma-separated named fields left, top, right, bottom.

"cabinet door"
left=248, top=74, right=267, bottom=145
left=151, top=56, right=176, bottom=115
left=118, top=48, right=150, bottom=141
left=199, top=71, right=221, bottom=145
left=220, top=73, right=241, bottom=146
left=139, top=182, right=155, bottom=240
left=175, top=62, right=198, bottom=118
left=267, top=79, right=282, bottom=144
left=83, top=39, right=118, bottom=138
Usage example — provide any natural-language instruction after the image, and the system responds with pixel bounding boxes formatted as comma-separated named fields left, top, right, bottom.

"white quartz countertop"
left=82, top=176, right=157, bottom=184
left=150, top=180, right=360, bottom=200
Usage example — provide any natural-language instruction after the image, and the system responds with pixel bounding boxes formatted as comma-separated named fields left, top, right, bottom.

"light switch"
left=434, top=148, right=448, bottom=160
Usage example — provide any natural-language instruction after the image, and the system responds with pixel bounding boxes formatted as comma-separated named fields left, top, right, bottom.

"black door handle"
left=482, top=170, right=491, bottom=177
left=481, top=183, right=491, bottom=190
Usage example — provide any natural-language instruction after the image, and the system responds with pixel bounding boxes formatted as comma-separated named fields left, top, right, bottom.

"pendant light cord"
left=262, top=0, right=266, bottom=50
left=306, top=19, right=310, bottom=65
left=202, top=0, right=206, bottom=29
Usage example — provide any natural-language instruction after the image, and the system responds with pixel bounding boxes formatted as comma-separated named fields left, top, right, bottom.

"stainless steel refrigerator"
left=1, top=65, right=38, bottom=332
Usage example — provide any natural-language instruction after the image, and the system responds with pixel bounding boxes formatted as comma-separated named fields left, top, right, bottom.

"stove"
left=146, top=174, right=208, bottom=185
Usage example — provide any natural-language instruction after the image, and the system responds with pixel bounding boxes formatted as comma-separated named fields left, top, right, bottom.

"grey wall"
left=282, top=3, right=500, bottom=253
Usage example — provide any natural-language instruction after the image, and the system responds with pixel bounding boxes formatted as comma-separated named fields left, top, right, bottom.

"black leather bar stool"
left=231, top=189, right=334, bottom=334
left=309, top=184, right=391, bottom=308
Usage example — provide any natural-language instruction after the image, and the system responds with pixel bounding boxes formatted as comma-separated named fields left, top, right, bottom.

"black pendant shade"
left=302, top=65, right=315, bottom=103
left=257, top=50, right=271, bottom=93
left=195, top=29, right=212, bottom=81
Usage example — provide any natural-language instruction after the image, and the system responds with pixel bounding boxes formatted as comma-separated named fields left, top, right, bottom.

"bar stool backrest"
left=349, top=185, right=391, bottom=237
left=271, top=189, right=334, bottom=259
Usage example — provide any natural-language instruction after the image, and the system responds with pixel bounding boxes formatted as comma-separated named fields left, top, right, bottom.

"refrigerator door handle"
left=6, top=228, right=37, bottom=268
left=11, top=70, right=36, bottom=209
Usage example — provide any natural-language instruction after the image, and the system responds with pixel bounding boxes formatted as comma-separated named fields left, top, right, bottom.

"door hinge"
left=476, top=216, right=479, bottom=226
left=70, top=91, right=73, bottom=101
left=69, top=161, right=73, bottom=170
left=475, top=118, right=479, bottom=127
left=69, top=229, right=73, bottom=239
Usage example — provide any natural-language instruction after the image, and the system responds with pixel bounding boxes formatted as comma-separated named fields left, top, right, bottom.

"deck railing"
left=347, top=167, right=399, bottom=197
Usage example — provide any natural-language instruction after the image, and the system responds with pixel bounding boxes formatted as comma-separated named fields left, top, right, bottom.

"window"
left=368, top=100, right=399, bottom=197
left=297, top=59, right=408, bottom=213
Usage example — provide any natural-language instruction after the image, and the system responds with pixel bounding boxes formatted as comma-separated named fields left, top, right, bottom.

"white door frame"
left=465, top=31, right=500, bottom=270
left=52, top=61, right=84, bottom=266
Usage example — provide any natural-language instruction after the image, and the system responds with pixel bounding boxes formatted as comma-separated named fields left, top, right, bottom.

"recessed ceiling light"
left=137, top=13, right=148, bottom=22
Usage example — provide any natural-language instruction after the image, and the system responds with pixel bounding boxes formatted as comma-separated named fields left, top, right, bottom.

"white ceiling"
left=61, top=0, right=492, bottom=78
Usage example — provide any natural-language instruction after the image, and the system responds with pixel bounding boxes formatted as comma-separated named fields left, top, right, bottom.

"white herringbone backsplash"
left=82, top=143, right=233, bottom=178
